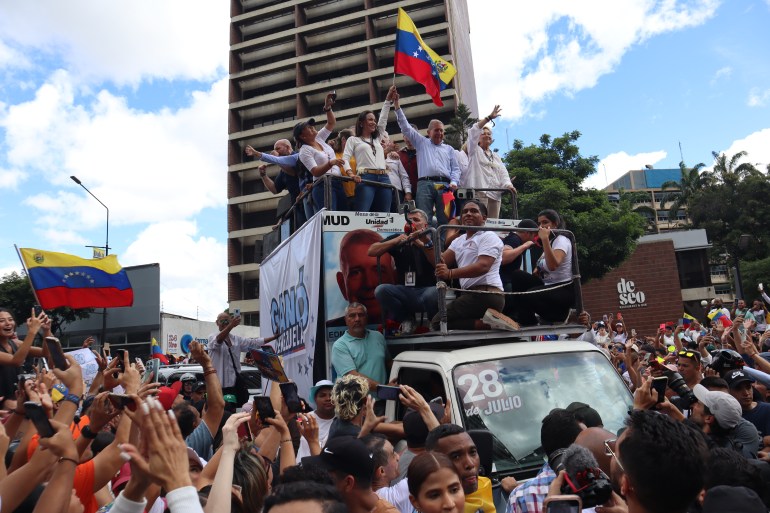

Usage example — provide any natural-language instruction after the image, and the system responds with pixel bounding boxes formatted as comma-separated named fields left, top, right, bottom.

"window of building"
left=675, top=249, right=711, bottom=289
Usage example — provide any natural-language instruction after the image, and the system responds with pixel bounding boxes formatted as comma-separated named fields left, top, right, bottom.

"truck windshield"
left=453, top=350, right=632, bottom=476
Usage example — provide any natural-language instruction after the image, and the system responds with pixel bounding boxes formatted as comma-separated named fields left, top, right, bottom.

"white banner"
left=259, top=212, right=323, bottom=397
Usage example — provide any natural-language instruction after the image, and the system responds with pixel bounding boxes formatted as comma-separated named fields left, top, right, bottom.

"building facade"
left=605, top=167, right=687, bottom=233
left=227, top=0, right=477, bottom=325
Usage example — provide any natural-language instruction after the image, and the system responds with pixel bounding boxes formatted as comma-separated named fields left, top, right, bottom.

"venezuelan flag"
left=151, top=338, right=169, bottom=364
left=681, top=312, right=697, bottom=328
left=394, top=8, right=457, bottom=107
left=19, top=248, right=133, bottom=310
left=707, top=309, right=732, bottom=327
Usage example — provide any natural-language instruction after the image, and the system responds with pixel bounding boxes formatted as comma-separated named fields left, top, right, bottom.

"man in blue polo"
left=393, top=90, right=460, bottom=226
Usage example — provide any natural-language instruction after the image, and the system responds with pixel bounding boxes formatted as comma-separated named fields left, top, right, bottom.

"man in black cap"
left=725, top=368, right=770, bottom=439
left=500, top=219, right=538, bottom=317
left=303, top=436, right=394, bottom=513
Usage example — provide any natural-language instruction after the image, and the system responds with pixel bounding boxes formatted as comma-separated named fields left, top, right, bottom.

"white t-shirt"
left=296, top=412, right=334, bottom=460
left=299, top=126, right=341, bottom=180
left=376, top=479, right=411, bottom=513
left=385, top=157, right=411, bottom=193
left=448, top=230, right=503, bottom=289
left=536, top=234, right=573, bottom=285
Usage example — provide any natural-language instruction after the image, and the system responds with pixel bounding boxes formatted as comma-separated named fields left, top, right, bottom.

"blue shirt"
left=395, top=108, right=460, bottom=185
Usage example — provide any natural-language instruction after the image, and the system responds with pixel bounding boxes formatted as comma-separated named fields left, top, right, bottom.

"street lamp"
left=71, top=175, right=109, bottom=347
left=733, top=234, right=753, bottom=301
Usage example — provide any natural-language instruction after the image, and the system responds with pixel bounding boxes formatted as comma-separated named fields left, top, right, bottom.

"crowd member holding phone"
left=208, top=310, right=279, bottom=407
left=0, top=307, right=50, bottom=410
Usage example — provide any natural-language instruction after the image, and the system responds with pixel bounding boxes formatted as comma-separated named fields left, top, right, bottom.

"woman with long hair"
left=407, top=451, right=465, bottom=513
left=0, top=307, right=48, bottom=410
left=342, top=86, right=397, bottom=213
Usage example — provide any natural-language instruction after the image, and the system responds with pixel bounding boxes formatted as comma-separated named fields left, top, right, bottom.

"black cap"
left=724, top=368, right=755, bottom=389
left=195, top=382, right=206, bottom=392
left=403, top=403, right=445, bottom=447
left=302, top=436, right=374, bottom=481
left=566, top=402, right=603, bottom=428
left=515, top=219, right=538, bottom=231
left=293, top=118, right=316, bottom=148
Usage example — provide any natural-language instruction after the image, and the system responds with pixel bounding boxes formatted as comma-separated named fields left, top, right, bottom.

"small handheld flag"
left=151, top=338, right=169, bottom=365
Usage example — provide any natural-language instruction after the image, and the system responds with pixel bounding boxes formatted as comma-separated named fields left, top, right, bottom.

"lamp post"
left=70, top=176, right=109, bottom=347
left=733, top=234, right=752, bottom=302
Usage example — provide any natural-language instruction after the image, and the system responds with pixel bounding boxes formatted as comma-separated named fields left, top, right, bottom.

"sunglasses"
left=604, top=439, right=625, bottom=474
left=678, top=350, right=700, bottom=361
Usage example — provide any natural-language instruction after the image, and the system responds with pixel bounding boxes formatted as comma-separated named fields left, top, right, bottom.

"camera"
left=709, top=349, right=745, bottom=375
left=456, top=188, right=473, bottom=200
left=549, top=445, right=612, bottom=508
left=653, top=364, right=696, bottom=409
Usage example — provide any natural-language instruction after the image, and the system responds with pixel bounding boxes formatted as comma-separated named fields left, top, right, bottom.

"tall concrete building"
left=227, top=0, right=478, bottom=325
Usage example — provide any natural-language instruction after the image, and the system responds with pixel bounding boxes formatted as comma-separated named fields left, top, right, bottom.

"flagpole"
left=14, top=245, right=43, bottom=306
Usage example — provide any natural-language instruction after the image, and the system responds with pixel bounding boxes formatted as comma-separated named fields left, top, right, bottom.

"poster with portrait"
left=322, top=211, right=407, bottom=346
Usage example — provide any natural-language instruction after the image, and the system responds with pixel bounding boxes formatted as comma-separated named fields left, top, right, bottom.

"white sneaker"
left=483, top=309, right=520, bottom=331
left=398, top=319, right=416, bottom=335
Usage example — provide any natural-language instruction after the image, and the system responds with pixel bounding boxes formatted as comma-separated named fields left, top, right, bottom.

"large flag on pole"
left=394, top=8, right=457, bottom=106
left=18, top=248, right=134, bottom=310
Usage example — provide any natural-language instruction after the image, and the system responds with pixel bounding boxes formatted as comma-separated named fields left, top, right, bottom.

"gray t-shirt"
left=186, top=421, right=214, bottom=461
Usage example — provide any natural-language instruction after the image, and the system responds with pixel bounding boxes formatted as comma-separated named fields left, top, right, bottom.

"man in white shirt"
left=296, top=380, right=335, bottom=460
left=431, top=199, right=505, bottom=330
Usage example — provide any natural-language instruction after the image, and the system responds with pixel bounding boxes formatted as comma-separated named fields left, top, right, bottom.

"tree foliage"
left=501, top=131, right=646, bottom=282
left=0, top=271, right=93, bottom=338
left=659, top=161, right=708, bottom=222
left=444, top=103, right=476, bottom=150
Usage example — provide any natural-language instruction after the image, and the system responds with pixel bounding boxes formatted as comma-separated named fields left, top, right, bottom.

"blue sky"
left=0, top=0, right=768, bottom=320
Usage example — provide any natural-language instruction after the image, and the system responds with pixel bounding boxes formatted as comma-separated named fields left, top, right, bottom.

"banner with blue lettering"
left=259, top=212, right=322, bottom=396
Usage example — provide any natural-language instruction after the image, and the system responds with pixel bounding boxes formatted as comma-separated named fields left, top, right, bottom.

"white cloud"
left=2, top=71, right=228, bottom=233
left=469, top=0, right=720, bottom=119
left=717, top=128, right=770, bottom=171
left=748, top=87, right=770, bottom=107
left=122, top=220, right=227, bottom=320
left=588, top=150, right=668, bottom=189
left=0, top=167, right=24, bottom=189
left=0, top=1, right=228, bottom=86
left=711, top=66, right=732, bottom=85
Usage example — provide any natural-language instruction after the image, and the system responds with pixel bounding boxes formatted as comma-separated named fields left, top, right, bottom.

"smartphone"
left=329, top=90, right=337, bottom=102
left=430, top=396, right=444, bottom=405
left=233, top=308, right=241, bottom=317
left=377, top=385, right=402, bottom=401
left=142, top=358, right=161, bottom=385
left=279, top=382, right=303, bottom=413
left=33, top=304, right=43, bottom=316
left=115, top=349, right=127, bottom=371
left=107, top=393, right=137, bottom=412
left=24, top=401, right=55, bottom=438
left=253, top=396, right=276, bottom=420
left=44, top=337, right=69, bottom=370
left=631, top=328, right=637, bottom=338
left=543, top=495, right=582, bottom=513
left=652, top=376, right=668, bottom=403
left=602, top=315, right=608, bottom=323
left=659, top=323, right=666, bottom=331
left=103, top=342, right=111, bottom=358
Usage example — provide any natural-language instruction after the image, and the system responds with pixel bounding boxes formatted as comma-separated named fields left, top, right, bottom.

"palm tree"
left=443, top=103, right=476, bottom=150
left=659, top=160, right=708, bottom=223
left=708, top=150, right=760, bottom=189
left=618, top=189, right=658, bottom=232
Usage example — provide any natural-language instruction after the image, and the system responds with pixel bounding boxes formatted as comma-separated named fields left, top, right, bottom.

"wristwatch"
left=423, top=240, right=434, bottom=249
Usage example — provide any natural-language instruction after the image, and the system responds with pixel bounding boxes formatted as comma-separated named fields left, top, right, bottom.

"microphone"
left=556, top=444, right=613, bottom=508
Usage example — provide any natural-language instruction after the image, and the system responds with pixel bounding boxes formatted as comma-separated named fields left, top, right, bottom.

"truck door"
left=387, top=363, right=451, bottom=422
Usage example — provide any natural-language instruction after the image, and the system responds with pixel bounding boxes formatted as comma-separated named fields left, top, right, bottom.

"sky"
left=0, top=0, right=768, bottom=321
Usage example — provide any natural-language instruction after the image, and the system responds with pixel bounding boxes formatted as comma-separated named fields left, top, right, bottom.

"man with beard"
left=597, top=410, right=707, bottom=513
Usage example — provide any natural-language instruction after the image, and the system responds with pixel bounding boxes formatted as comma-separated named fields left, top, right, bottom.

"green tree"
left=0, top=271, right=93, bottom=338
left=708, top=151, right=761, bottom=189
left=617, top=189, right=658, bottom=233
left=444, top=103, right=476, bottom=150
left=501, top=131, right=646, bottom=281
left=658, top=160, right=708, bottom=222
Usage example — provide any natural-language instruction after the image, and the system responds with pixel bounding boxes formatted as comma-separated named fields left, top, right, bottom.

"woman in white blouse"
left=461, top=105, right=515, bottom=219
left=295, top=92, right=347, bottom=213
left=342, top=86, right=397, bottom=213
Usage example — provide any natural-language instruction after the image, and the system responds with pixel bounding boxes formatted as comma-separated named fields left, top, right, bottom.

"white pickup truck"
left=385, top=338, right=633, bottom=480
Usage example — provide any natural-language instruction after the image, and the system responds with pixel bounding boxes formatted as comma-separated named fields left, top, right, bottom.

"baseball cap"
left=309, top=379, right=334, bottom=408
left=112, top=462, right=132, bottom=494
left=293, top=118, right=316, bottom=148
left=157, top=381, right=183, bottom=410
left=724, top=369, right=755, bottom=389
left=403, top=403, right=445, bottom=446
left=693, top=384, right=743, bottom=429
left=302, top=436, right=374, bottom=481
left=596, top=321, right=606, bottom=328
left=566, top=402, right=603, bottom=428
left=514, top=219, right=538, bottom=231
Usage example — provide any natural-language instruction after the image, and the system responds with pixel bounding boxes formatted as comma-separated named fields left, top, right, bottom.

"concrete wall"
left=161, top=316, right=262, bottom=355
left=582, top=240, right=682, bottom=338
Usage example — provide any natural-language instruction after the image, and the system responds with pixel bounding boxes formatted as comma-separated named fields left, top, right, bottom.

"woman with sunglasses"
left=460, top=105, right=515, bottom=219
left=342, top=85, right=398, bottom=213
left=407, top=451, right=465, bottom=513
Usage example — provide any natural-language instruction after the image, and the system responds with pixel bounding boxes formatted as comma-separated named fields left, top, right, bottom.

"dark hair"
left=172, top=403, right=197, bottom=439
left=537, top=209, right=565, bottom=229
left=705, top=448, right=769, bottom=504
left=333, top=128, right=354, bottom=153
left=541, top=409, right=582, bottom=457
left=700, top=376, right=729, bottom=391
left=264, top=481, right=346, bottom=513
left=461, top=199, right=487, bottom=217
left=407, top=451, right=459, bottom=498
left=621, top=410, right=707, bottom=513
left=355, top=110, right=379, bottom=139
left=91, top=431, right=115, bottom=456
left=425, top=424, right=465, bottom=451
left=361, top=433, right=389, bottom=472
left=277, top=464, right=335, bottom=486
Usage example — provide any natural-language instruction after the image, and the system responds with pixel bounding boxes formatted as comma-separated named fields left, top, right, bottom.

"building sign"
left=617, top=278, right=647, bottom=309
left=167, top=334, right=179, bottom=354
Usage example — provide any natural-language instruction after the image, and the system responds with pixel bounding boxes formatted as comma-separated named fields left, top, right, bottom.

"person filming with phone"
left=208, top=310, right=279, bottom=408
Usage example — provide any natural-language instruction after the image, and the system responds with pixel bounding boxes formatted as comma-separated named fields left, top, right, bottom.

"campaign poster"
left=322, top=210, right=407, bottom=346
left=259, top=212, right=323, bottom=396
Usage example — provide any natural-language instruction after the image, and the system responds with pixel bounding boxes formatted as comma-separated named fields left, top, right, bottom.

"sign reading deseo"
left=617, top=278, right=647, bottom=309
